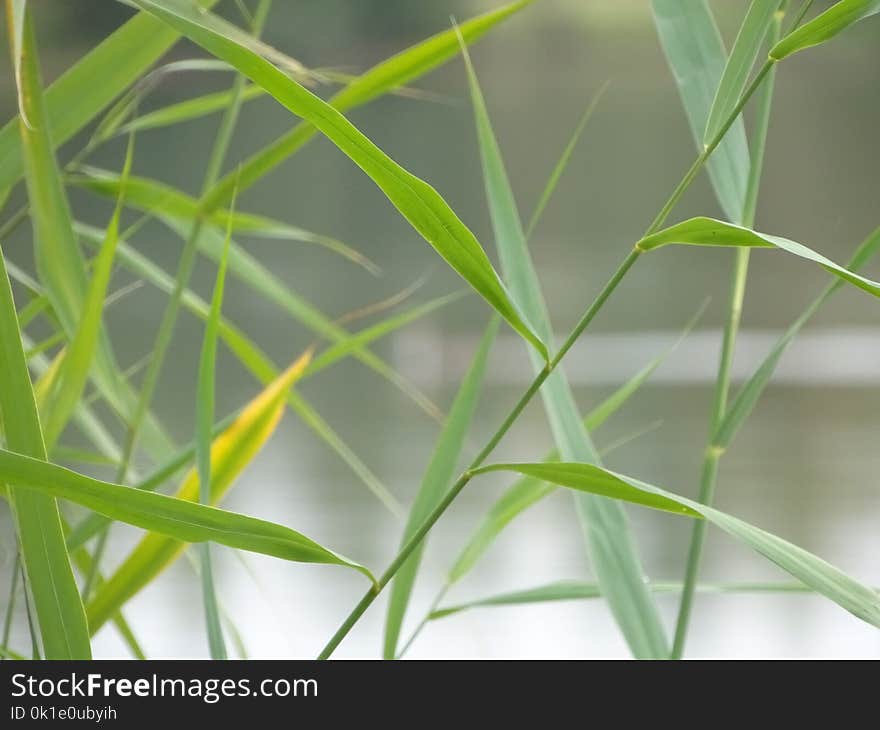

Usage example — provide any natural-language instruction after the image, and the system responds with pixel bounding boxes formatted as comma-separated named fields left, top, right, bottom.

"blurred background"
left=1, top=0, right=878, bottom=658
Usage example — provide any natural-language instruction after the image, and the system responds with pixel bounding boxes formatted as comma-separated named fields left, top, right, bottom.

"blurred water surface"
left=1, top=1, right=878, bottom=658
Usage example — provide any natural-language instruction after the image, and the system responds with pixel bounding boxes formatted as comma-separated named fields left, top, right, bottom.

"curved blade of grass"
left=771, top=0, right=880, bottom=59
left=41, top=137, right=134, bottom=449
left=384, top=317, right=497, bottom=659
left=11, top=7, right=172, bottom=461
left=704, top=1, right=781, bottom=144
left=126, top=0, right=546, bottom=360
left=430, top=580, right=819, bottom=620
left=86, top=349, right=321, bottom=631
left=202, top=0, right=535, bottom=211
left=715, top=225, right=880, bottom=450
left=637, top=217, right=880, bottom=297
left=194, top=189, right=235, bottom=659
left=119, top=84, right=265, bottom=136
left=652, top=0, right=750, bottom=222
left=0, top=448, right=372, bottom=587
left=0, top=0, right=220, bottom=191
left=0, top=249, right=91, bottom=659
left=461, top=33, right=667, bottom=658
left=526, top=82, right=607, bottom=239
left=473, top=462, right=880, bottom=628
left=70, top=168, right=379, bottom=274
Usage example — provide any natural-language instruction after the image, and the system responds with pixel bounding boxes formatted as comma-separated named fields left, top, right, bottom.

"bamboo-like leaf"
left=430, top=580, right=818, bottom=620
left=194, top=188, right=235, bottom=659
left=41, top=139, right=134, bottom=449
left=86, top=349, right=316, bottom=631
left=125, top=0, right=546, bottom=359
left=119, top=85, right=265, bottom=135
left=11, top=6, right=172, bottom=460
left=0, top=447, right=372, bottom=590
left=384, top=318, right=497, bottom=659
left=471, top=463, right=880, bottom=629
left=0, top=251, right=91, bottom=659
left=637, top=216, right=880, bottom=298
left=460, top=33, right=667, bottom=658
left=704, top=0, right=781, bottom=143
left=202, top=0, right=535, bottom=210
left=770, top=0, right=880, bottom=60
left=652, top=0, right=750, bottom=221
left=714, top=225, right=880, bottom=450
left=70, top=168, right=378, bottom=273
left=0, top=0, right=221, bottom=191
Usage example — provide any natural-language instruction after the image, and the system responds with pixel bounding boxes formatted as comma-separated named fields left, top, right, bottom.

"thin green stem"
left=671, top=6, right=786, bottom=660
left=397, top=583, right=449, bottom=659
left=1, top=553, right=20, bottom=657
left=83, top=1, right=272, bottom=600
left=316, top=30, right=777, bottom=658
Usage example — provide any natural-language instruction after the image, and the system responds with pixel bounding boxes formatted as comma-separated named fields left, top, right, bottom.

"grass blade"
left=771, top=0, right=880, bottom=59
left=0, top=250, right=91, bottom=659
left=86, top=350, right=317, bottom=632
left=126, top=0, right=546, bottom=360
left=0, top=0, right=220, bottom=191
left=202, top=0, right=535, bottom=211
left=704, top=0, right=781, bottom=144
left=460, top=31, right=667, bottom=658
left=471, top=462, right=880, bottom=629
left=70, top=168, right=379, bottom=273
left=715, top=225, right=880, bottom=450
left=193, top=191, right=235, bottom=660
left=652, top=0, right=750, bottom=221
left=637, top=216, right=880, bottom=298
left=383, top=317, right=497, bottom=659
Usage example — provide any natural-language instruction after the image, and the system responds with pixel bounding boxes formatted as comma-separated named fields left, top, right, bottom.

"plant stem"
left=0, top=554, right=20, bottom=657
left=671, top=7, right=786, bottom=660
left=317, top=33, right=777, bottom=658
left=82, top=1, right=272, bottom=601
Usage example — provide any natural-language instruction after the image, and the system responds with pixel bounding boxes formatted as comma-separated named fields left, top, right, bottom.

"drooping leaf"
left=471, top=462, right=880, bottom=629
left=704, top=0, right=781, bottom=143
left=125, top=0, right=546, bottom=359
left=770, top=0, right=880, bottom=60
left=460, top=32, right=667, bottom=658
left=384, top=318, right=497, bottom=659
left=86, top=349, right=316, bottom=631
left=637, top=216, right=880, bottom=298
left=652, top=0, right=750, bottom=221
left=0, top=251, right=91, bottom=659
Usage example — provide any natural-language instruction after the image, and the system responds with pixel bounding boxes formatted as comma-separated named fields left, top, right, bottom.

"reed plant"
left=0, top=0, right=878, bottom=660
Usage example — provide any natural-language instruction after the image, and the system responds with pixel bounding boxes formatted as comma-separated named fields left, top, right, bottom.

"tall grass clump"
left=0, top=0, right=878, bottom=660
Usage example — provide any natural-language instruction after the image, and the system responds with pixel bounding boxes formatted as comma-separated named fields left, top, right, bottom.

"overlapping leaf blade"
left=771, top=0, right=880, bottom=60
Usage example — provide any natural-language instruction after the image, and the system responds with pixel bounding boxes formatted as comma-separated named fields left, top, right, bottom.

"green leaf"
left=714, top=225, right=880, bottom=450
left=0, top=446, right=373, bottom=583
left=70, top=167, right=379, bottom=274
left=126, top=0, right=546, bottom=359
left=770, top=0, right=880, bottom=60
left=41, top=138, right=134, bottom=449
left=201, top=0, right=535, bottom=211
left=430, top=580, right=818, bottom=620
left=383, top=317, right=497, bottom=659
left=0, top=251, right=91, bottom=659
left=193, top=187, right=235, bottom=659
left=472, top=462, right=880, bottom=629
left=0, top=0, right=221, bottom=191
left=652, top=0, right=750, bottom=221
left=637, top=216, right=880, bottom=298
left=704, top=0, right=781, bottom=143
left=460, top=32, right=667, bottom=658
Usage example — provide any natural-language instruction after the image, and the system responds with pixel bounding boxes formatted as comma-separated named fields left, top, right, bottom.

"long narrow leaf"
left=126, top=0, right=546, bottom=359
left=460, top=33, right=667, bottom=658
left=383, top=318, right=497, bottom=659
left=637, top=216, right=880, bottom=298
left=472, top=462, right=880, bottom=629
left=771, top=0, right=880, bottom=59
left=652, top=0, right=750, bottom=221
